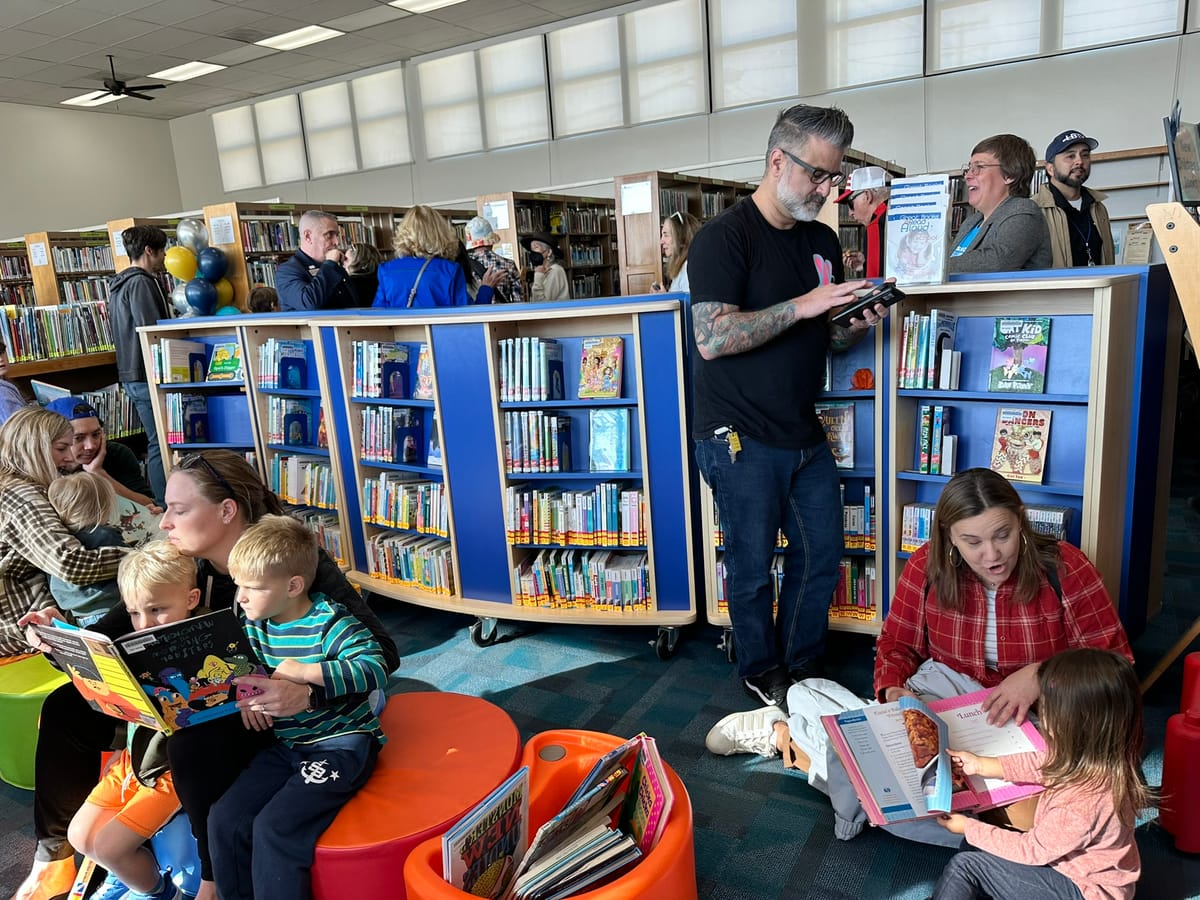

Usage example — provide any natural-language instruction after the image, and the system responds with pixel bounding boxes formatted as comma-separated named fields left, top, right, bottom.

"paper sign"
left=111, top=230, right=126, bottom=258
left=29, top=241, right=48, bottom=267
left=483, top=201, right=510, bottom=231
left=620, top=180, right=652, bottom=216
left=209, top=215, right=235, bottom=246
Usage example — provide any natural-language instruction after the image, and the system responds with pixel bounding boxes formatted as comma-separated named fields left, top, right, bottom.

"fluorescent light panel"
left=388, top=0, right=468, bottom=12
left=61, top=90, right=122, bottom=107
left=255, top=25, right=344, bottom=51
left=150, top=61, right=226, bottom=81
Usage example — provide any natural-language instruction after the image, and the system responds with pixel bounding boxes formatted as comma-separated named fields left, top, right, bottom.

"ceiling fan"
left=93, top=54, right=167, bottom=101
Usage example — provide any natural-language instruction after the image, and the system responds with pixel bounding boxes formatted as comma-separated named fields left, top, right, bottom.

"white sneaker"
left=705, top=707, right=786, bottom=757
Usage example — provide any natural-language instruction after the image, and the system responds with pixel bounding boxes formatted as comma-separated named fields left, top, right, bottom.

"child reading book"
left=46, top=471, right=127, bottom=627
left=209, top=515, right=388, bottom=900
left=932, top=648, right=1150, bottom=900
left=67, top=540, right=202, bottom=900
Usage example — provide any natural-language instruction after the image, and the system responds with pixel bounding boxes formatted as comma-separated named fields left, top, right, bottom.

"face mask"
left=527, top=251, right=544, bottom=267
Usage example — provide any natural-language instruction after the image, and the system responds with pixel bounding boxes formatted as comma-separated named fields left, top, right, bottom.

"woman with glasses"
left=948, top=134, right=1052, bottom=274
left=15, top=450, right=400, bottom=900
left=656, top=210, right=702, bottom=293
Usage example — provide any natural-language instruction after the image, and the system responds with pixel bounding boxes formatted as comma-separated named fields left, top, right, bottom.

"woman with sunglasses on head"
left=655, top=210, right=702, bottom=293
left=15, top=450, right=399, bottom=900
left=948, top=134, right=1052, bottom=273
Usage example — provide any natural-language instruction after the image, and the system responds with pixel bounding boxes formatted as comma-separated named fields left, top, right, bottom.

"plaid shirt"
left=0, top=478, right=127, bottom=656
left=875, top=541, right=1132, bottom=698
left=470, top=248, right=524, bottom=304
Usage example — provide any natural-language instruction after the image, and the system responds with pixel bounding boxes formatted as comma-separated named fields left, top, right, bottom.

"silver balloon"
left=176, top=218, right=209, bottom=254
left=170, top=282, right=191, bottom=317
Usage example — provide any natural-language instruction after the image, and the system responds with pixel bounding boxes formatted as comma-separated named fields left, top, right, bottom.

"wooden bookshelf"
left=23, top=230, right=114, bottom=305
left=0, top=241, right=35, bottom=305
left=106, top=216, right=184, bottom=305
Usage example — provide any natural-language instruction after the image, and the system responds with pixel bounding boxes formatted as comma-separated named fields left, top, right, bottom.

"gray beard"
left=776, top=180, right=823, bottom=222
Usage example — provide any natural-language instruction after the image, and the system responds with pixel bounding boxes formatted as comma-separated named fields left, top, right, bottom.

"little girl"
left=47, top=471, right=127, bottom=626
left=932, top=647, right=1149, bottom=900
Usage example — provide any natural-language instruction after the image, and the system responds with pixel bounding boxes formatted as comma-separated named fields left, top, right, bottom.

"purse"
left=406, top=257, right=435, bottom=308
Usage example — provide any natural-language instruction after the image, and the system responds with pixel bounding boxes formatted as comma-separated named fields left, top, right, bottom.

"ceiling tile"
left=0, top=28, right=52, bottom=56
left=24, top=62, right=97, bottom=86
left=71, top=0, right=164, bottom=14
left=204, top=43, right=278, bottom=65
left=131, top=0, right=227, bottom=27
left=235, top=0, right=321, bottom=16
left=0, top=55, right=51, bottom=77
left=160, top=34, right=247, bottom=60
left=117, top=25, right=210, bottom=54
left=0, top=0, right=66, bottom=30
left=69, top=17, right=163, bottom=47
left=176, top=4, right=269, bottom=35
left=24, top=37, right=100, bottom=63
left=323, top=5, right=410, bottom=33
left=19, top=6, right=115, bottom=37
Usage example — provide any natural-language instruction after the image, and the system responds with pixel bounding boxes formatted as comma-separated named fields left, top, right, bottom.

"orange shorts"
left=85, top=751, right=180, bottom=839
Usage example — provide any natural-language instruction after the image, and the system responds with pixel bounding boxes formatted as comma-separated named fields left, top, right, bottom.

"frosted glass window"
left=212, top=106, right=262, bottom=192
left=301, top=83, right=358, bottom=178
left=351, top=69, right=413, bottom=169
left=254, top=95, right=308, bottom=184
left=418, top=51, right=483, bottom=159
left=709, top=0, right=798, bottom=109
left=929, top=0, right=1042, bottom=71
left=1061, top=0, right=1181, bottom=49
left=548, top=19, right=624, bottom=137
left=480, top=36, right=549, bottom=148
left=826, top=0, right=922, bottom=90
left=624, top=0, right=706, bottom=124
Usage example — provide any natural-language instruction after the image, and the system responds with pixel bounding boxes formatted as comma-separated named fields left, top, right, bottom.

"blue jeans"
left=696, top=434, right=844, bottom=679
left=125, top=381, right=165, bottom=505
left=933, top=850, right=1084, bottom=900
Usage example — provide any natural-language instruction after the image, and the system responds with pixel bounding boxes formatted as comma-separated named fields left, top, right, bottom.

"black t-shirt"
left=104, top=439, right=152, bottom=497
left=688, top=197, right=844, bottom=448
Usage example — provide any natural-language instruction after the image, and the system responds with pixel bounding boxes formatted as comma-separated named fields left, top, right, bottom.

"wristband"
left=304, top=684, right=315, bottom=713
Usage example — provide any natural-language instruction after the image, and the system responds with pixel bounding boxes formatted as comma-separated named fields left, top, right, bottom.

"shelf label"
left=482, top=200, right=509, bottom=231
left=620, top=180, right=652, bottom=216
left=209, top=215, right=236, bottom=246
left=111, top=230, right=126, bottom=258
left=29, top=241, right=48, bottom=267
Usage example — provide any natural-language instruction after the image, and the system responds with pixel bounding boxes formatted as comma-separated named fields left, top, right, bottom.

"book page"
left=934, top=690, right=1046, bottom=808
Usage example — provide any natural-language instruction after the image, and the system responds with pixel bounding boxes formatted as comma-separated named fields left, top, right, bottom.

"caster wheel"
left=654, top=627, right=679, bottom=660
left=470, top=617, right=499, bottom=647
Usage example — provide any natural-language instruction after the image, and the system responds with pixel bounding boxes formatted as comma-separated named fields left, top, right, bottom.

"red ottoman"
left=312, top=691, right=522, bottom=900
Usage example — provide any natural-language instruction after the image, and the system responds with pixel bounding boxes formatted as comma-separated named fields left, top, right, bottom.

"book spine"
left=930, top=405, right=945, bottom=475
left=918, top=404, right=933, bottom=474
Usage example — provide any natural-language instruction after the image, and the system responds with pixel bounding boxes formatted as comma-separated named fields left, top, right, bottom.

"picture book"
left=987, top=316, right=1051, bottom=393
left=442, top=766, right=529, bottom=899
left=29, top=379, right=70, bottom=406
left=205, top=342, right=243, bottom=382
left=412, top=343, right=435, bottom=401
left=990, top=407, right=1052, bottom=484
left=821, top=689, right=1046, bottom=827
left=159, top=338, right=207, bottom=384
left=392, top=407, right=423, bottom=465
left=278, top=340, right=308, bottom=391
left=885, top=176, right=952, bottom=285
left=588, top=408, right=630, bottom=473
left=427, top=412, right=443, bottom=468
left=814, top=401, right=855, bottom=469
left=577, top=336, right=624, bottom=400
left=380, top=343, right=409, bottom=400
left=1172, top=119, right=1200, bottom=204
left=180, top=394, right=208, bottom=444
left=114, top=496, right=167, bottom=547
left=283, top=399, right=312, bottom=447
left=34, top=608, right=267, bottom=735
left=618, top=735, right=674, bottom=855
left=541, top=339, right=565, bottom=402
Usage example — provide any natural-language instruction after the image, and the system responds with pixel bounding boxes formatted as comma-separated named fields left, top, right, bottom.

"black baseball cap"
left=1045, top=130, right=1099, bottom=161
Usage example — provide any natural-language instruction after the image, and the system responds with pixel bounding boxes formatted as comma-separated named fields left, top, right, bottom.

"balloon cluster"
left=165, top=218, right=240, bottom=317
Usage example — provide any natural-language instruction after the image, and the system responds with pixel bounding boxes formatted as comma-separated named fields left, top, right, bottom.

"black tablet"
left=830, top=283, right=905, bottom=328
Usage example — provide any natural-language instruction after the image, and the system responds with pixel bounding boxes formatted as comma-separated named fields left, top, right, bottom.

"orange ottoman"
left=312, top=691, right=522, bottom=900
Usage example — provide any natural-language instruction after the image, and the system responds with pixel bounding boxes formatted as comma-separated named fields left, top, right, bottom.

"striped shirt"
left=243, top=593, right=388, bottom=748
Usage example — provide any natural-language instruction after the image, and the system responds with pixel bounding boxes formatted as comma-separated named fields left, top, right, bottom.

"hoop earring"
left=949, top=544, right=962, bottom=566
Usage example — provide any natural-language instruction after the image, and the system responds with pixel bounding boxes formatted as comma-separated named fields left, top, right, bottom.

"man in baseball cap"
left=463, top=216, right=524, bottom=303
left=1033, top=130, right=1114, bottom=268
left=835, top=166, right=890, bottom=278
left=45, top=396, right=159, bottom=510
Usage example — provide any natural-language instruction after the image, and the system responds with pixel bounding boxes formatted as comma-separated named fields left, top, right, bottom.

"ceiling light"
left=255, top=25, right=344, bottom=51
left=61, top=91, right=123, bottom=107
left=150, top=61, right=226, bottom=82
left=388, top=0, right=468, bottom=12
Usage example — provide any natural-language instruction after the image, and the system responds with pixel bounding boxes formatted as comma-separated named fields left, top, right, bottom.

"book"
left=618, top=734, right=674, bottom=855
left=278, top=340, right=308, bottom=391
left=1172, top=119, right=1200, bottom=204
left=159, top=338, right=207, bottom=384
left=442, top=766, right=530, bottom=899
left=917, top=404, right=933, bottom=474
left=941, top=433, right=959, bottom=477
left=283, top=399, right=312, bottom=446
left=427, top=412, right=443, bottom=468
left=180, top=394, right=208, bottom=444
left=821, top=688, right=1046, bottom=827
left=29, top=379, right=70, bottom=405
left=205, top=342, right=243, bottom=381
left=990, top=407, right=1052, bottom=484
left=588, top=408, right=630, bottom=473
left=577, top=337, right=624, bottom=400
left=926, top=310, right=957, bottom=389
left=412, top=342, right=435, bottom=401
left=814, top=401, right=854, bottom=469
left=885, top=177, right=952, bottom=285
left=929, top=405, right=947, bottom=475
left=34, top=608, right=267, bottom=735
left=542, top=339, right=565, bottom=402
left=380, top=343, right=409, bottom=400
left=938, top=348, right=962, bottom=391
left=987, top=316, right=1051, bottom=393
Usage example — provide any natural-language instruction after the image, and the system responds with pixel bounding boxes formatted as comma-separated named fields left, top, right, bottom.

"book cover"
left=442, top=766, right=529, bottom=899
left=181, top=394, right=208, bottom=444
left=427, top=412, right=443, bottom=468
left=990, top=408, right=1052, bottom=484
left=885, top=196, right=950, bottom=286
left=618, top=735, right=674, bottom=855
left=577, top=337, right=624, bottom=400
left=278, top=340, right=308, bottom=391
left=917, top=404, right=933, bottom=474
left=380, top=343, right=410, bottom=400
left=543, top=340, right=565, bottom=401
left=412, top=343, right=435, bottom=401
left=814, top=401, right=854, bottom=469
left=987, top=316, right=1051, bottom=393
left=30, top=379, right=71, bottom=406
left=821, top=688, right=1046, bottom=827
left=205, top=342, right=243, bottom=382
left=926, top=310, right=957, bottom=389
left=160, top=339, right=206, bottom=384
left=393, top=408, right=424, bottom=466
left=283, top=399, right=312, bottom=447
left=588, top=408, right=630, bottom=473
left=35, top=609, right=266, bottom=735
left=1173, top=120, right=1200, bottom=204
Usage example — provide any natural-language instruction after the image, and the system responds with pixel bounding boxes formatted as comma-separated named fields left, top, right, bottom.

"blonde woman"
left=374, top=205, right=500, bottom=308
left=657, top=211, right=702, bottom=292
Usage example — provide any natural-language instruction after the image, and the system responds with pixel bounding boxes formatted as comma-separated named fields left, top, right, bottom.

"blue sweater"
left=373, top=256, right=493, bottom=308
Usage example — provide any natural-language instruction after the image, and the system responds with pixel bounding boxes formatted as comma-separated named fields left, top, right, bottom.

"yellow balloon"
left=164, top=246, right=197, bottom=282
left=214, top=278, right=234, bottom=307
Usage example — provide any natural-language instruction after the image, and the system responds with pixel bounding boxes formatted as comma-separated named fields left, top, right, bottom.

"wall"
left=0, top=101, right=181, bottom=239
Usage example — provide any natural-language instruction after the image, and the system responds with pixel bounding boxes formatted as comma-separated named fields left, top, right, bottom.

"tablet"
left=830, top=283, right=905, bottom=328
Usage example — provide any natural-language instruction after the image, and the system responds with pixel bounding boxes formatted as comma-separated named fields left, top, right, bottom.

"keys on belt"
left=714, top=426, right=741, bottom=463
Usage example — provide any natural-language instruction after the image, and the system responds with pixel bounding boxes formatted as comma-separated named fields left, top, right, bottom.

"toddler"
left=47, top=471, right=127, bottom=627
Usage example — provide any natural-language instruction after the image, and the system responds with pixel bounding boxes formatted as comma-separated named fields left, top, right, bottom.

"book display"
left=23, top=230, right=115, bottom=305
left=833, top=150, right=907, bottom=275
left=986, top=316, right=1051, bottom=393
left=0, top=240, right=36, bottom=305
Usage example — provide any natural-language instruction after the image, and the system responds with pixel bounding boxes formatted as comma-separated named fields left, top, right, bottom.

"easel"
left=1141, top=203, right=1200, bottom=693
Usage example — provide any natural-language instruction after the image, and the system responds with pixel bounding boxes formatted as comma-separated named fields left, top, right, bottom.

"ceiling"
left=0, top=0, right=639, bottom=120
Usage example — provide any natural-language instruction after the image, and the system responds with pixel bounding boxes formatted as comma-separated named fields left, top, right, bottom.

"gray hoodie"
left=108, top=267, right=170, bottom=382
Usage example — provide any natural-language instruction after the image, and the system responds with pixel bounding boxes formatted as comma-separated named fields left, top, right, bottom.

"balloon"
left=215, top=305, right=241, bottom=316
left=185, top=278, right=218, bottom=316
left=197, top=247, right=228, bottom=281
left=165, top=246, right=197, bottom=282
left=170, top=282, right=190, bottom=317
left=176, top=218, right=209, bottom=254
left=214, top=278, right=234, bottom=308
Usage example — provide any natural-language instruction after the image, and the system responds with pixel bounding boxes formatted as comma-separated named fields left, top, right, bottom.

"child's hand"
left=948, top=749, right=1003, bottom=779
left=271, top=659, right=307, bottom=684
left=937, top=814, right=969, bottom=834
left=18, top=607, right=65, bottom=652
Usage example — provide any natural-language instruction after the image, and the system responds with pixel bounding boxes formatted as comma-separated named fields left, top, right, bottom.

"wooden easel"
left=1140, top=203, right=1200, bottom=693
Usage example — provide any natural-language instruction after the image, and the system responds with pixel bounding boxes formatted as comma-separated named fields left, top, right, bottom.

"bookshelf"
left=106, top=216, right=183, bottom=303
left=612, top=171, right=755, bottom=295
left=476, top=192, right=617, bottom=299
left=0, top=240, right=35, bottom=305
left=23, top=230, right=115, bottom=305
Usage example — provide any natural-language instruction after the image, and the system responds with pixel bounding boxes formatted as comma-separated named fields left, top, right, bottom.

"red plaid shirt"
left=875, top=542, right=1132, bottom=698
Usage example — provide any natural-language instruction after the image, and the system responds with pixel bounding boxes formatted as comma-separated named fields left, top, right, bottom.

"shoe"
left=743, top=667, right=792, bottom=708
left=705, top=707, right=787, bottom=757
left=11, top=858, right=79, bottom=900
left=89, top=871, right=129, bottom=900
left=126, top=872, right=180, bottom=900
left=788, top=658, right=827, bottom=682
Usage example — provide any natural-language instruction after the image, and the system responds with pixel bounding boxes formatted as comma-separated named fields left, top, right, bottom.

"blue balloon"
left=215, top=305, right=241, bottom=316
left=197, top=246, right=228, bottom=281
left=185, top=278, right=218, bottom=315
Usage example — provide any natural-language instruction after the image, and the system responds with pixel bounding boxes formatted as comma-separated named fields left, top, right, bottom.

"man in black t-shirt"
left=689, top=104, right=889, bottom=709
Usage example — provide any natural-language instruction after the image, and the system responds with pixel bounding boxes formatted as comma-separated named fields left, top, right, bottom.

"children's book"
left=577, top=337, right=624, bottom=400
left=277, top=339, right=308, bottom=391
left=427, top=411, right=443, bottom=468
left=617, top=735, right=674, bottom=855
left=814, top=401, right=855, bottom=469
left=987, top=316, right=1051, bottom=393
left=588, top=408, right=630, bottom=473
left=29, top=379, right=70, bottom=405
left=380, top=343, right=410, bottom=400
left=205, top=342, right=243, bottom=381
left=412, top=342, right=435, bottom=401
left=885, top=177, right=952, bottom=286
left=114, top=496, right=167, bottom=547
left=821, top=689, right=1046, bottom=827
left=989, top=407, right=1052, bottom=484
left=34, top=608, right=267, bottom=735
left=442, top=766, right=530, bottom=899
left=283, top=399, right=312, bottom=446
left=181, top=394, right=208, bottom=444
left=159, top=339, right=207, bottom=384
left=926, top=309, right=957, bottom=390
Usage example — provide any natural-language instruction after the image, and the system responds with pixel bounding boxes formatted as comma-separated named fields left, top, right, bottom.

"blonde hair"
left=393, top=205, right=458, bottom=260
left=117, top=539, right=198, bottom=599
left=663, top=212, right=702, bottom=282
left=170, top=450, right=284, bottom=524
left=0, top=406, right=74, bottom=489
left=48, top=471, right=117, bottom=531
left=228, top=514, right=318, bottom=591
left=347, top=242, right=383, bottom=275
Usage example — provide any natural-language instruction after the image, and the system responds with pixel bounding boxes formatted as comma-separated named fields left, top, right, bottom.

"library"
left=1, top=2, right=1199, bottom=899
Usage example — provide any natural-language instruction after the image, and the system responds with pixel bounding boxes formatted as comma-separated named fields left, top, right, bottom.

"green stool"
left=0, top=654, right=68, bottom=790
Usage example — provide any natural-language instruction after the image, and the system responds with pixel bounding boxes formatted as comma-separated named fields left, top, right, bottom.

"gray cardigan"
left=947, top=195, right=1052, bottom=273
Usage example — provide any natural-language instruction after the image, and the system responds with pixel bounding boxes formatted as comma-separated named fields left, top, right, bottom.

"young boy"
left=209, top=515, right=388, bottom=900
left=68, top=540, right=201, bottom=900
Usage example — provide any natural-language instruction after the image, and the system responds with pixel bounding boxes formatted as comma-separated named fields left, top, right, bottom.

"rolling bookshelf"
left=23, top=230, right=114, bottom=304
left=1, top=240, right=35, bottom=305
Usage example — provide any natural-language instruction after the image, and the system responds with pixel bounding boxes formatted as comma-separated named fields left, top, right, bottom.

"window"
left=212, top=106, right=262, bottom=192
left=301, top=83, right=358, bottom=178
left=254, top=95, right=308, bottom=184
left=479, top=36, right=549, bottom=148
left=548, top=18, right=624, bottom=137
left=351, top=68, right=413, bottom=169
left=826, top=0, right=923, bottom=90
left=624, top=0, right=707, bottom=125
left=418, top=51, right=483, bottom=159
left=709, top=0, right=798, bottom=110
left=1060, top=0, right=1181, bottom=49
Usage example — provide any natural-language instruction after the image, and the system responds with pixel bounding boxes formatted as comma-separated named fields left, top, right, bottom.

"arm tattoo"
left=828, top=321, right=867, bottom=353
left=692, top=301, right=798, bottom=359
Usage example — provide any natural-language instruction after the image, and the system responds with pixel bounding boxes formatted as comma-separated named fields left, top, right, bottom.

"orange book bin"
left=403, top=728, right=697, bottom=900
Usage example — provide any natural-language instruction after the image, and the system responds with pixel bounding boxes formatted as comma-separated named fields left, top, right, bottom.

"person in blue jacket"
left=275, top=211, right=356, bottom=312
left=374, top=205, right=501, bottom=308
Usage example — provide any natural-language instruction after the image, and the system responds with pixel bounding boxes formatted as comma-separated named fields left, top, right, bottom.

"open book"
left=822, top=689, right=1046, bottom=826
left=35, top=608, right=266, bottom=735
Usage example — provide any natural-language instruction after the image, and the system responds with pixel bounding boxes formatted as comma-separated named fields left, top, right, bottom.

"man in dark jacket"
left=109, top=225, right=171, bottom=504
left=275, top=211, right=356, bottom=311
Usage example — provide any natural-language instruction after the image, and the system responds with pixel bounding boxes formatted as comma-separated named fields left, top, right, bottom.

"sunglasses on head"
left=670, top=211, right=684, bottom=223
left=178, top=453, right=237, bottom=501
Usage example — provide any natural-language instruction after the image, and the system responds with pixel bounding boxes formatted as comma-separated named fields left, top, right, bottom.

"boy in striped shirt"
left=209, top=515, right=388, bottom=900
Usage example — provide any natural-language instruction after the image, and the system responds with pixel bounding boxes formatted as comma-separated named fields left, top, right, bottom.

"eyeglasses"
left=962, top=162, right=1003, bottom=176
left=780, top=149, right=846, bottom=186
left=178, top=452, right=237, bottom=501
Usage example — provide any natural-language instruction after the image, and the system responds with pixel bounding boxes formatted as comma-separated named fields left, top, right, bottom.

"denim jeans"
left=932, top=850, right=1084, bottom=900
left=124, top=380, right=165, bottom=505
left=696, top=433, right=844, bottom=680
